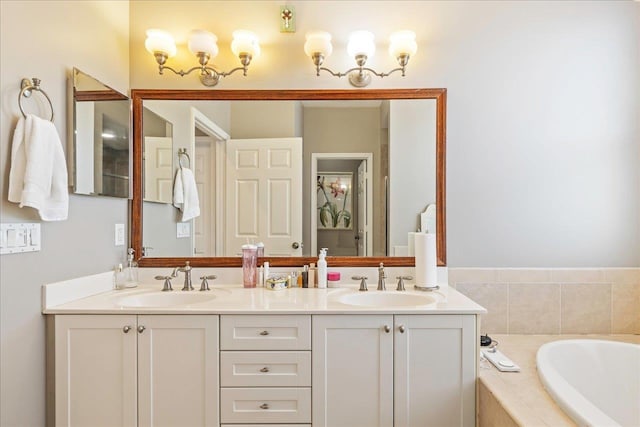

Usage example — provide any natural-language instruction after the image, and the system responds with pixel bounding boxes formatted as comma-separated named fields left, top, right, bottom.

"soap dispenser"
left=123, top=248, right=139, bottom=288
left=317, top=248, right=328, bottom=288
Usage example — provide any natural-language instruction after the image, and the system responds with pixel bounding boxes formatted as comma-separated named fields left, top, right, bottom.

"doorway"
left=311, top=153, right=373, bottom=256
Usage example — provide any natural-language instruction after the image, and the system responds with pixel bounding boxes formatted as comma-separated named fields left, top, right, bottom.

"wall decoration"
left=317, top=173, right=352, bottom=229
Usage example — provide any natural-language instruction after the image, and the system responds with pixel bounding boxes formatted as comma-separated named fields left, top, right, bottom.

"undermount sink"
left=337, top=291, right=437, bottom=308
left=117, top=292, right=217, bottom=308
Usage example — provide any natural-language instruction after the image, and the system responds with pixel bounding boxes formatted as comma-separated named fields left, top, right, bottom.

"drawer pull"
left=260, top=366, right=270, bottom=373
left=259, top=403, right=269, bottom=410
left=259, top=330, right=270, bottom=336
left=123, top=326, right=131, bottom=333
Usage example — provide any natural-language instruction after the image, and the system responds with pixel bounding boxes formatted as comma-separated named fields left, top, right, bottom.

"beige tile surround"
left=449, top=268, right=640, bottom=334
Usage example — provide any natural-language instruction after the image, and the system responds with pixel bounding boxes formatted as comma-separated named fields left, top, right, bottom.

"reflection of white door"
left=225, top=138, right=302, bottom=256
left=357, top=160, right=367, bottom=256
left=194, top=138, right=214, bottom=256
left=144, top=137, right=173, bottom=203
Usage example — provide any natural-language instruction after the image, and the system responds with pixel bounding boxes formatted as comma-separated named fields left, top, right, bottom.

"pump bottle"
left=317, top=248, right=328, bottom=288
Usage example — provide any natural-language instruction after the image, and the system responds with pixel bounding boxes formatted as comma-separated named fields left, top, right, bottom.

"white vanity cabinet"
left=51, top=314, right=219, bottom=427
left=219, top=315, right=312, bottom=427
left=312, top=314, right=476, bottom=427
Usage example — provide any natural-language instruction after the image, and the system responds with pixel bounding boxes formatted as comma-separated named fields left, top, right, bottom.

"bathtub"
left=536, top=339, right=640, bottom=427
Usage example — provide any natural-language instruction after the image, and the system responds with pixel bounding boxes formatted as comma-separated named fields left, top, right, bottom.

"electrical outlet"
left=115, top=223, right=125, bottom=246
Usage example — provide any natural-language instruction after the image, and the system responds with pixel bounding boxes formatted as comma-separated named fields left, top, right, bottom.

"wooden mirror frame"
left=131, top=88, right=446, bottom=267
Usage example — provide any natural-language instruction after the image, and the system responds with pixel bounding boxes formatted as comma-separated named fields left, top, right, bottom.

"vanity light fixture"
left=304, top=30, right=417, bottom=87
left=145, top=29, right=260, bottom=87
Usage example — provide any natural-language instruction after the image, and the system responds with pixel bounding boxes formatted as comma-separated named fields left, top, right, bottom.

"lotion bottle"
left=317, top=248, right=328, bottom=288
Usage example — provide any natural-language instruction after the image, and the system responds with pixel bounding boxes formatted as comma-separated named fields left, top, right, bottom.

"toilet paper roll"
left=414, top=232, right=437, bottom=287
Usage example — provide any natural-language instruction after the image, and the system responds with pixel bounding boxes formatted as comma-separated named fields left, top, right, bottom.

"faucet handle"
left=155, top=275, right=173, bottom=291
left=199, top=275, right=217, bottom=291
left=352, top=276, right=368, bottom=292
left=396, top=276, right=413, bottom=291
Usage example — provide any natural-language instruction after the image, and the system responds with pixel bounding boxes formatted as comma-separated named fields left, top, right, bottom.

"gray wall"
left=0, top=2, right=130, bottom=426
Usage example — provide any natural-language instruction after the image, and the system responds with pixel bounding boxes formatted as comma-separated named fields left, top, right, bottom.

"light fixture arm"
left=153, top=51, right=253, bottom=87
left=313, top=54, right=410, bottom=87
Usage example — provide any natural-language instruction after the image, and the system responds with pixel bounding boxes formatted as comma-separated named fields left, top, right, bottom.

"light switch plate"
left=1, top=223, right=41, bottom=255
left=115, top=223, right=125, bottom=246
left=177, top=222, right=191, bottom=238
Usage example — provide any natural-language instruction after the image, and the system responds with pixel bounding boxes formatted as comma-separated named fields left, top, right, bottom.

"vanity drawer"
left=220, top=315, right=311, bottom=350
left=220, top=387, right=311, bottom=424
left=221, top=351, right=311, bottom=387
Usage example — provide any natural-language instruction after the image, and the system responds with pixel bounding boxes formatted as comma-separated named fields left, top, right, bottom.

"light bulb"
left=188, top=29, right=219, bottom=58
left=389, top=30, right=417, bottom=58
left=347, top=30, right=375, bottom=58
left=144, top=29, right=177, bottom=57
left=231, top=30, right=260, bottom=58
left=304, top=31, right=333, bottom=57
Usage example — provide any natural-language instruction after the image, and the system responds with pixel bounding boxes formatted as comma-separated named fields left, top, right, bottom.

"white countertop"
left=43, top=282, right=486, bottom=315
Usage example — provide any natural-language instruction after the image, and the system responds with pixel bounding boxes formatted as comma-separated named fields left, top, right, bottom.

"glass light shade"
left=188, top=29, right=219, bottom=58
left=347, top=30, right=375, bottom=58
left=145, top=29, right=177, bottom=57
left=389, top=30, right=417, bottom=58
left=304, top=31, right=333, bottom=57
left=231, top=30, right=260, bottom=58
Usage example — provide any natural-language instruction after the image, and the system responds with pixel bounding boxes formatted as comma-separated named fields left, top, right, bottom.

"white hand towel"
left=173, top=167, right=200, bottom=222
left=8, top=114, right=69, bottom=221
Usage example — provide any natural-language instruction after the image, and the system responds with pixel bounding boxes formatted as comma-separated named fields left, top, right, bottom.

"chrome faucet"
left=172, top=261, right=194, bottom=291
left=377, top=262, right=386, bottom=291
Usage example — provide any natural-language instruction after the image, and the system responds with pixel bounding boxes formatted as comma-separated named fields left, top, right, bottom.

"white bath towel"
left=8, top=114, right=69, bottom=221
left=173, top=167, right=200, bottom=222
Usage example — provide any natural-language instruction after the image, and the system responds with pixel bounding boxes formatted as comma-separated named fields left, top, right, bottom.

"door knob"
left=123, top=326, right=132, bottom=333
left=383, top=325, right=391, bottom=333
left=398, top=325, right=406, bottom=333
left=137, top=325, right=146, bottom=334
left=291, top=242, right=300, bottom=249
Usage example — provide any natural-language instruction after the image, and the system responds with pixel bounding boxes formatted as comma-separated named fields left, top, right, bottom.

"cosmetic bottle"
left=317, top=248, right=328, bottom=288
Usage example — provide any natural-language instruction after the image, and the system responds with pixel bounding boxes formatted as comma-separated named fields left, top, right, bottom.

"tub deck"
left=478, top=334, right=640, bottom=427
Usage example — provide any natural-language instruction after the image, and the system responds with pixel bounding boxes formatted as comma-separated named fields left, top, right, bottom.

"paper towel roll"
left=414, top=232, right=437, bottom=287
left=408, top=232, right=418, bottom=256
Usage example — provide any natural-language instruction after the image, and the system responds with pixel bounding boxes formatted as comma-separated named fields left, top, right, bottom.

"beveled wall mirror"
left=131, top=89, right=446, bottom=267
left=70, top=68, right=130, bottom=198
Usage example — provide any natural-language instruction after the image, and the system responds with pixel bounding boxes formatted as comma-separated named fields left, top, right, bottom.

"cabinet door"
left=394, top=315, right=476, bottom=427
left=138, top=315, right=219, bottom=427
left=55, top=314, right=137, bottom=427
left=312, top=315, right=393, bottom=427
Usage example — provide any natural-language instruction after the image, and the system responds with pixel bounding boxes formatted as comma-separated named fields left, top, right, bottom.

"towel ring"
left=19, top=78, right=54, bottom=122
left=178, top=148, right=190, bottom=169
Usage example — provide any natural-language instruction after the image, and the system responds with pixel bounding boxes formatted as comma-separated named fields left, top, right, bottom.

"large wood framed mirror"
left=131, top=89, right=446, bottom=267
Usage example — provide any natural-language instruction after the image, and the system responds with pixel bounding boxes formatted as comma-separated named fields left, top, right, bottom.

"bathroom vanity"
left=44, top=282, right=484, bottom=427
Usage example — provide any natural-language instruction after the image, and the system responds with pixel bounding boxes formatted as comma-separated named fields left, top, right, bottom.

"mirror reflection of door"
left=357, top=160, right=367, bottom=256
left=225, top=138, right=303, bottom=257
left=313, top=154, right=373, bottom=257
left=143, top=137, right=173, bottom=203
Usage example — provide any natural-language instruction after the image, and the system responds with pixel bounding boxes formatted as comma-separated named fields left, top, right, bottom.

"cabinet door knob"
left=123, top=326, right=131, bottom=333
left=138, top=326, right=146, bottom=334
left=259, top=403, right=269, bottom=410
left=260, top=366, right=270, bottom=373
left=398, top=325, right=406, bottom=333
left=383, top=325, right=391, bottom=333
left=259, top=330, right=269, bottom=336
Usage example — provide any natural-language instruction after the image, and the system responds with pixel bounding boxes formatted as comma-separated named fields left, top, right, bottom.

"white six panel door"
left=225, top=138, right=302, bottom=256
left=143, top=136, right=173, bottom=203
